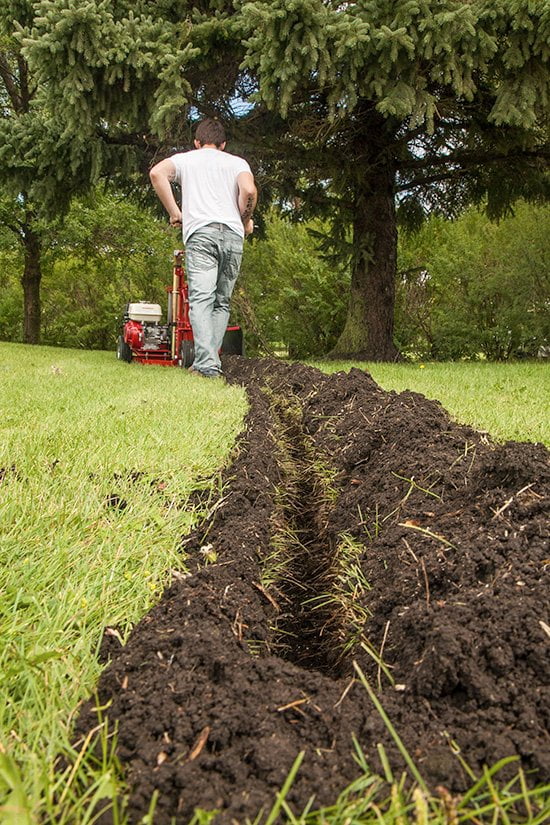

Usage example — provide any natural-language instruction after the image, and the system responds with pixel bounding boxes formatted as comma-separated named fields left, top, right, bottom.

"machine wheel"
left=179, top=338, right=195, bottom=368
left=221, top=328, right=244, bottom=356
left=117, top=335, right=133, bottom=363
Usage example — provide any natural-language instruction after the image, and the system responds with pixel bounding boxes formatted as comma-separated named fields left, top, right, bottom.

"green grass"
left=266, top=740, right=550, bottom=825
left=1, top=343, right=548, bottom=823
left=0, top=342, right=247, bottom=822
left=313, top=360, right=550, bottom=446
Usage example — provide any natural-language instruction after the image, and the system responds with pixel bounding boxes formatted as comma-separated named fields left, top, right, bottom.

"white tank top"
left=171, top=148, right=251, bottom=242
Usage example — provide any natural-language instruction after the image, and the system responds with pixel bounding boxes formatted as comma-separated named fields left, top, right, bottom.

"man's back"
left=173, top=148, right=251, bottom=242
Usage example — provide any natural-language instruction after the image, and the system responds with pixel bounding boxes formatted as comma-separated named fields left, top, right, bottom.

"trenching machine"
left=116, top=250, right=243, bottom=367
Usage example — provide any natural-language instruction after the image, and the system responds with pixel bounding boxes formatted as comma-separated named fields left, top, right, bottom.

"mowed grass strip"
left=0, top=342, right=247, bottom=821
left=315, top=360, right=550, bottom=447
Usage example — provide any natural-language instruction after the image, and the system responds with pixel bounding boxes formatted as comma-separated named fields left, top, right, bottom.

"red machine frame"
left=126, top=250, right=191, bottom=366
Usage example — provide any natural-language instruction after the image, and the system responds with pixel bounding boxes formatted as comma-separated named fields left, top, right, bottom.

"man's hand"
left=169, top=210, right=182, bottom=228
left=243, top=218, right=254, bottom=237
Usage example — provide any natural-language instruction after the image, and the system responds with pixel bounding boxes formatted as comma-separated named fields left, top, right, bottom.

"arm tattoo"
left=241, top=195, right=254, bottom=221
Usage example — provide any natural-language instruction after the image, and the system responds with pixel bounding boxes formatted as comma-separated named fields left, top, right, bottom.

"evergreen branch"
left=97, top=129, right=158, bottom=150
left=17, top=55, right=31, bottom=110
left=0, top=51, right=22, bottom=113
left=396, top=169, right=474, bottom=192
left=398, top=146, right=550, bottom=174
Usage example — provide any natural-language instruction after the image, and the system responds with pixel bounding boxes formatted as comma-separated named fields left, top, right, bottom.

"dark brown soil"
left=76, top=356, right=550, bottom=824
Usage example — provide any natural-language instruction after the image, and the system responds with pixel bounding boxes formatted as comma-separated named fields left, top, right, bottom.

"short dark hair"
left=194, top=118, right=226, bottom=148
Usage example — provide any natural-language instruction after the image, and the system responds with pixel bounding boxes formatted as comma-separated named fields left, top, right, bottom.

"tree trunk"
left=21, top=222, right=42, bottom=344
left=330, top=155, right=399, bottom=362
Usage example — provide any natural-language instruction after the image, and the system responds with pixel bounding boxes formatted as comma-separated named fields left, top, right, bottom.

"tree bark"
left=21, top=221, right=42, bottom=344
left=330, top=157, right=399, bottom=362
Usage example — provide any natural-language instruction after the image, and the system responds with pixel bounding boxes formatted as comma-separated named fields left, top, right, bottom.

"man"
left=149, top=118, right=257, bottom=377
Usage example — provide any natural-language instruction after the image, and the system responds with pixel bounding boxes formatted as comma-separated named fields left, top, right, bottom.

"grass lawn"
left=0, top=342, right=247, bottom=823
left=0, top=342, right=548, bottom=823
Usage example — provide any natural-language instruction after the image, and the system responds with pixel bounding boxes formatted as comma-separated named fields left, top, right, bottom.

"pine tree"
left=0, top=1, right=167, bottom=342
left=15, top=0, right=550, bottom=357
left=238, top=0, right=550, bottom=359
left=0, top=2, right=46, bottom=343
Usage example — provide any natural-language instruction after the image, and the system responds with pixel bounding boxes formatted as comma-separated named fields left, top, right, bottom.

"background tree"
left=0, top=205, right=22, bottom=342
left=240, top=0, right=550, bottom=359
left=0, top=3, right=45, bottom=344
left=16, top=0, right=550, bottom=359
left=240, top=211, right=349, bottom=358
left=0, top=1, right=149, bottom=342
left=396, top=202, right=550, bottom=360
left=0, top=189, right=176, bottom=348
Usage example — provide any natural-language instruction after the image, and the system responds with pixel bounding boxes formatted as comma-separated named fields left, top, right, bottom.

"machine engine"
left=141, top=323, right=170, bottom=351
left=123, top=303, right=169, bottom=351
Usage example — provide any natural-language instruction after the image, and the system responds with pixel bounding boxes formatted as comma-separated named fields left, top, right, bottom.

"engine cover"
left=127, top=302, right=163, bottom=323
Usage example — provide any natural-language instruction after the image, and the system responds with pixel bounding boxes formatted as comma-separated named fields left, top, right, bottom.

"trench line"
left=261, top=388, right=369, bottom=677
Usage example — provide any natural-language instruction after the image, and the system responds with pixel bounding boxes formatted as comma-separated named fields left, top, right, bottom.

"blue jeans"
left=185, top=224, right=243, bottom=375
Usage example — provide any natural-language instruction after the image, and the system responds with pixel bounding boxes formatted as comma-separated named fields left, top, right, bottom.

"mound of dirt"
left=76, top=357, right=549, bottom=824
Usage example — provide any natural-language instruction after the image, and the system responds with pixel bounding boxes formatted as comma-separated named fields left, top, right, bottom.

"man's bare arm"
left=237, top=171, right=257, bottom=235
left=149, top=158, right=182, bottom=227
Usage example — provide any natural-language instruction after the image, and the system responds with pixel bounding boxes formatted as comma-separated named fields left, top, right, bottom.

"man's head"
left=194, top=118, right=226, bottom=150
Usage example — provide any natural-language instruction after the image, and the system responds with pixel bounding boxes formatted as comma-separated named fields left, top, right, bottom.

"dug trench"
left=75, top=357, right=550, bottom=824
